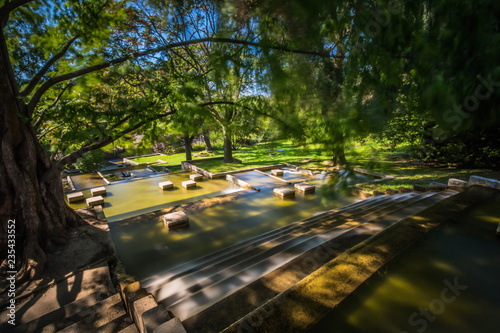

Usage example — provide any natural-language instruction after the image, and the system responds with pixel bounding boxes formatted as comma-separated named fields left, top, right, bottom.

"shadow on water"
left=310, top=193, right=500, bottom=333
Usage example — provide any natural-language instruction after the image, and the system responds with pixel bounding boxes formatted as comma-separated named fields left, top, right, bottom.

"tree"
left=0, top=0, right=331, bottom=280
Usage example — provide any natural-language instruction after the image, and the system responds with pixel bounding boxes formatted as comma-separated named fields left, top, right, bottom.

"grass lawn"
left=129, top=155, right=165, bottom=164
left=194, top=142, right=329, bottom=173
left=193, top=140, right=500, bottom=192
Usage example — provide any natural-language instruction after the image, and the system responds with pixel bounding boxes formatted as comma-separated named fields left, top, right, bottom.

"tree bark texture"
left=0, top=45, right=82, bottom=281
left=203, top=130, right=213, bottom=151
left=222, top=126, right=233, bottom=163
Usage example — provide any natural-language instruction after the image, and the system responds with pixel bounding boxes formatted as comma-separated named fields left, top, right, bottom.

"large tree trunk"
left=202, top=129, right=213, bottom=151
left=0, top=111, right=83, bottom=281
left=222, top=126, right=233, bottom=163
left=183, top=133, right=193, bottom=161
left=332, top=145, right=347, bottom=166
left=0, top=55, right=82, bottom=281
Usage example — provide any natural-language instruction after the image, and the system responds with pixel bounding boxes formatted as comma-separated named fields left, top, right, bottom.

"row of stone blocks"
left=273, top=182, right=316, bottom=198
left=158, top=174, right=203, bottom=191
left=67, top=186, right=107, bottom=207
left=120, top=279, right=187, bottom=333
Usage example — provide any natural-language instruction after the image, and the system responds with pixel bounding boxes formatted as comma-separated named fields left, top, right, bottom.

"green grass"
left=193, top=139, right=500, bottom=193
left=194, top=142, right=329, bottom=173
left=129, top=155, right=165, bottom=164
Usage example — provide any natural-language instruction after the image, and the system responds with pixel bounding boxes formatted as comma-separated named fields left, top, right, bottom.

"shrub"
left=75, top=149, right=105, bottom=173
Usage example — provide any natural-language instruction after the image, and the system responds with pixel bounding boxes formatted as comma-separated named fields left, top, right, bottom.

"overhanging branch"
left=27, top=37, right=341, bottom=115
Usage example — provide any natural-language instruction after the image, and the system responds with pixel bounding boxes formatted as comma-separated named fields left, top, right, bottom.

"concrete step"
left=0, top=259, right=114, bottom=333
left=148, top=194, right=422, bottom=301
left=117, top=324, right=139, bottom=333
left=142, top=194, right=408, bottom=290
left=9, top=290, right=112, bottom=333
left=158, top=192, right=455, bottom=320
left=55, top=293, right=128, bottom=332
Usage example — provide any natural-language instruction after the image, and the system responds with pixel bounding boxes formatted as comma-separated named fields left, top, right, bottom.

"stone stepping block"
left=182, top=180, right=197, bottom=189
left=162, top=211, right=190, bottom=229
left=159, top=181, right=174, bottom=190
left=398, top=186, right=412, bottom=193
left=429, top=182, right=447, bottom=191
left=273, top=187, right=295, bottom=198
left=67, top=192, right=84, bottom=203
left=271, top=169, right=284, bottom=176
left=448, top=178, right=468, bottom=190
left=86, top=196, right=104, bottom=207
left=294, top=182, right=315, bottom=193
left=190, top=173, right=203, bottom=181
left=90, top=186, right=106, bottom=197
left=469, top=175, right=500, bottom=189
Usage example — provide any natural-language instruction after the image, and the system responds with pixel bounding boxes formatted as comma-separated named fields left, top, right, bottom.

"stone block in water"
left=429, top=182, right=447, bottom=191
left=448, top=178, right=468, bottom=190
left=271, top=169, right=284, bottom=176
left=190, top=173, right=203, bottom=181
left=294, top=182, right=315, bottom=193
left=67, top=192, right=84, bottom=203
left=385, top=188, right=398, bottom=195
left=159, top=181, right=174, bottom=190
left=86, top=196, right=104, bottom=207
left=468, top=175, right=500, bottom=189
left=162, top=211, right=190, bottom=229
left=413, top=184, right=428, bottom=192
left=90, top=186, right=106, bottom=197
left=273, top=187, right=295, bottom=198
left=182, top=180, right=197, bottom=189
left=398, top=187, right=412, bottom=193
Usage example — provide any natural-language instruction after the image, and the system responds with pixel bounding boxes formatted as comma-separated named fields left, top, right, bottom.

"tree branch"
left=27, top=37, right=340, bottom=116
left=33, top=81, right=72, bottom=129
left=0, top=0, right=34, bottom=28
left=50, top=107, right=177, bottom=175
left=20, top=34, right=79, bottom=97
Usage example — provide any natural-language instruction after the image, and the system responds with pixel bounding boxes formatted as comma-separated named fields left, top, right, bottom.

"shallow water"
left=109, top=174, right=357, bottom=281
left=311, top=193, right=500, bottom=333
left=67, top=171, right=242, bottom=221
left=70, top=173, right=106, bottom=191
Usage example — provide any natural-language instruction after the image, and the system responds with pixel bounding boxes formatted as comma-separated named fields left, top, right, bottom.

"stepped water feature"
left=138, top=189, right=459, bottom=326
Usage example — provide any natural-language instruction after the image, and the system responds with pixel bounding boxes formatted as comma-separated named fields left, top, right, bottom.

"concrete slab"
left=398, top=187, right=412, bottom=193
left=86, top=196, right=104, bottom=207
left=385, top=189, right=398, bottom=195
left=294, top=182, right=315, bottom=193
left=162, top=211, right=190, bottom=229
left=429, top=182, right=447, bottom=191
left=153, top=318, right=187, bottom=333
left=158, top=181, right=174, bottom=190
left=67, top=192, right=84, bottom=203
left=469, top=175, right=500, bottom=190
left=132, top=295, right=157, bottom=333
left=448, top=178, right=468, bottom=190
left=190, top=174, right=203, bottom=181
left=91, top=186, right=106, bottom=197
left=182, top=180, right=197, bottom=189
left=273, top=187, right=295, bottom=198
left=413, top=184, right=428, bottom=192
left=271, top=169, right=284, bottom=176
left=141, top=305, right=171, bottom=333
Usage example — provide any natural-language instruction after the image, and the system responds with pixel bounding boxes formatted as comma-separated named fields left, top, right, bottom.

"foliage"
left=74, top=149, right=105, bottom=173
